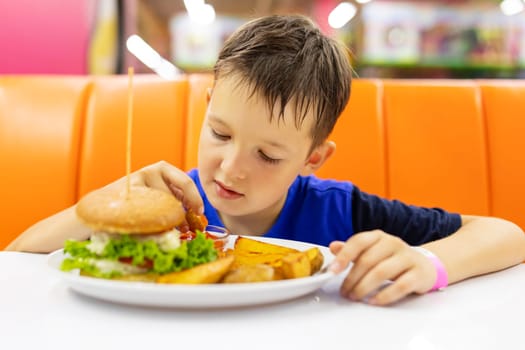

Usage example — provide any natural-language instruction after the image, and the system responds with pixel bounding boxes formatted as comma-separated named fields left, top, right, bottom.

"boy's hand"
left=123, top=160, right=204, bottom=215
left=329, top=230, right=437, bottom=306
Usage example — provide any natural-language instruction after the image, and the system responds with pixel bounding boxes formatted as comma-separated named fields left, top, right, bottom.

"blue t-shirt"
left=187, top=169, right=461, bottom=247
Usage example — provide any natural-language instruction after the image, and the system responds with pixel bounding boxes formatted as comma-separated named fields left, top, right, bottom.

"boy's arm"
left=5, top=206, right=91, bottom=253
left=423, top=215, right=525, bottom=284
left=329, top=215, right=525, bottom=305
left=5, top=161, right=203, bottom=253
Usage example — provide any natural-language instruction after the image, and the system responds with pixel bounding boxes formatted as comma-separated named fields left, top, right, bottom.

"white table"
left=1, top=251, right=523, bottom=350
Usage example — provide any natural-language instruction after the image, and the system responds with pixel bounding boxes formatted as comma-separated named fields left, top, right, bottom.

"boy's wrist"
left=411, top=246, right=449, bottom=292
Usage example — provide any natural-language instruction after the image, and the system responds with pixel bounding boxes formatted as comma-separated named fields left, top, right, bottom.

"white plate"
left=47, top=235, right=335, bottom=308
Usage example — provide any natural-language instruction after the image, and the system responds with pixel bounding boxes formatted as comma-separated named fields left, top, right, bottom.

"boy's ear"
left=206, top=88, right=212, bottom=103
left=300, top=141, right=336, bottom=176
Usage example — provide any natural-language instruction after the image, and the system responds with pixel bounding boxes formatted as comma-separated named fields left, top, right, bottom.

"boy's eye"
left=211, top=128, right=230, bottom=141
left=258, top=150, right=281, bottom=165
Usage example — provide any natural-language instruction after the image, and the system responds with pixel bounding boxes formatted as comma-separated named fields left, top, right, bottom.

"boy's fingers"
left=329, top=241, right=345, bottom=254
left=345, top=255, right=407, bottom=301
left=367, top=270, right=418, bottom=306
left=329, top=231, right=382, bottom=273
left=339, top=240, right=395, bottom=295
left=167, top=179, right=203, bottom=214
left=137, top=161, right=204, bottom=214
left=161, top=169, right=204, bottom=214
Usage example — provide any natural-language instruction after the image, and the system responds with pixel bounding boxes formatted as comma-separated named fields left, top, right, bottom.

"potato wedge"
left=233, top=236, right=299, bottom=255
left=157, top=255, right=234, bottom=284
left=80, top=270, right=160, bottom=283
left=230, top=237, right=300, bottom=270
left=228, top=237, right=325, bottom=280
left=112, top=273, right=159, bottom=283
left=222, top=264, right=276, bottom=283
left=280, top=251, right=311, bottom=279
left=230, top=253, right=285, bottom=269
left=185, top=209, right=208, bottom=233
left=304, top=247, right=324, bottom=274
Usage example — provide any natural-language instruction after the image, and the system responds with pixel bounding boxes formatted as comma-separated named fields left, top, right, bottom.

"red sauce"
left=180, top=231, right=226, bottom=250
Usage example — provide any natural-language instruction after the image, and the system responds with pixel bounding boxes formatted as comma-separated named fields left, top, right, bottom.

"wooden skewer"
left=126, top=66, right=134, bottom=199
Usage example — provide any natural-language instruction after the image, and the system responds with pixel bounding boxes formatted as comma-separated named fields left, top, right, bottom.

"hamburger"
left=60, top=186, right=219, bottom=281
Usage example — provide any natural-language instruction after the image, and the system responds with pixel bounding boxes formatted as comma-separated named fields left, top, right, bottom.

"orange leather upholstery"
left=78, top=75, right=187, bottom=197
left=1, top=74, right=524, bottom=249
left=382, top=80, right=490, bottom=215
left=183, top=74, right=214, bottom=171
left=316, top=79, right=386, bottom=197
left=479, top=80, right=525, bottom=229
left=0, top=76, right=90, bottom=249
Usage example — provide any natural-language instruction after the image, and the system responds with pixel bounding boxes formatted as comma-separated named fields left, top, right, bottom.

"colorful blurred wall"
left=0, top=0, right=94, bottom=74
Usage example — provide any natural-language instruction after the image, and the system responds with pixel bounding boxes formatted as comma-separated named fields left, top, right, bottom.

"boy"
left=7, top=15, right=525, bottom=305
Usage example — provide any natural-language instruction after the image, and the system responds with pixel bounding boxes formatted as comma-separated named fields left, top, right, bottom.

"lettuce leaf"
left=61, top=231, right=218, bottom=278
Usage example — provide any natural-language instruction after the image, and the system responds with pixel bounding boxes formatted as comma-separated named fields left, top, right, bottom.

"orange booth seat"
left=0, top=76, right=90, bottom=250
left=77, top=75, right=188, bottom=197
left=1, top=74, right=524, bottom=249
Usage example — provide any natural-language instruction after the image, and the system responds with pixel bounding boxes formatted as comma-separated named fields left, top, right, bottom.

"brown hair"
left=214, top=14, right=352, bottom=150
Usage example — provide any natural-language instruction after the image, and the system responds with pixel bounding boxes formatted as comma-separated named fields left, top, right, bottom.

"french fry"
left=227, top=237, right=325, bottom=281
left=304, top=247, right=324, bottom=274
left=280, top=251, right=311, bottom=279
left=230, top=253, right=286, bottom=269
left=233, top=236, right=299, bottom=255
left=113, top=273, right=159, bottom=283
left=157, top=255, right=234, bottom=284
left=222, top=264, right=276, bottom=283
left=154, top=237, right=325, bottom=285
left=185, top=209, right=208, bottom=233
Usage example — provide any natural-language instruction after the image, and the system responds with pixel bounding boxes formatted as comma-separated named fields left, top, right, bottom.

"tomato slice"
left=118, top=257, right=154, bottom=269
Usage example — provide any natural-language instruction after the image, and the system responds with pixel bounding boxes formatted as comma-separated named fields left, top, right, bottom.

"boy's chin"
left=208, top=197, right=248, bottom=216
left=209, top=195, right=286, bottom=223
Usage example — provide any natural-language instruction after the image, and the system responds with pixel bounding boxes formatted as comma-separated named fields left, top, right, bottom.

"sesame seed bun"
left=75, top=186, right=185, bottom=234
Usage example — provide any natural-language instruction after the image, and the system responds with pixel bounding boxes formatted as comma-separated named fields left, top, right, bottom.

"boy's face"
left=197, top=76, right=320, bottom=219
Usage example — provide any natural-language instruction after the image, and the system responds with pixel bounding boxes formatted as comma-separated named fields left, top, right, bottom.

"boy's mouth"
left=214, top=180, right=244, bottom=200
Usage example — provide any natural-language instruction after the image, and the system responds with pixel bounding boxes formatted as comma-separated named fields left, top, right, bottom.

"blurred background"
left=1, top=0, right=525, bottom=78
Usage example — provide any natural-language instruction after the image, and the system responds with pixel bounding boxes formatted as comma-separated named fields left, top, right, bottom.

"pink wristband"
left=412, top=247, right=449, bottom=292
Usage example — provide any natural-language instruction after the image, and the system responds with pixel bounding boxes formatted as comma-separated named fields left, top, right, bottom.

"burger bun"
left=76, top=186, right=185, bottom=234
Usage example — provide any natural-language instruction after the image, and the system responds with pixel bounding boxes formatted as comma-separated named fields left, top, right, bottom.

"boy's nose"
left=220, top=150, right=247, bottom=180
